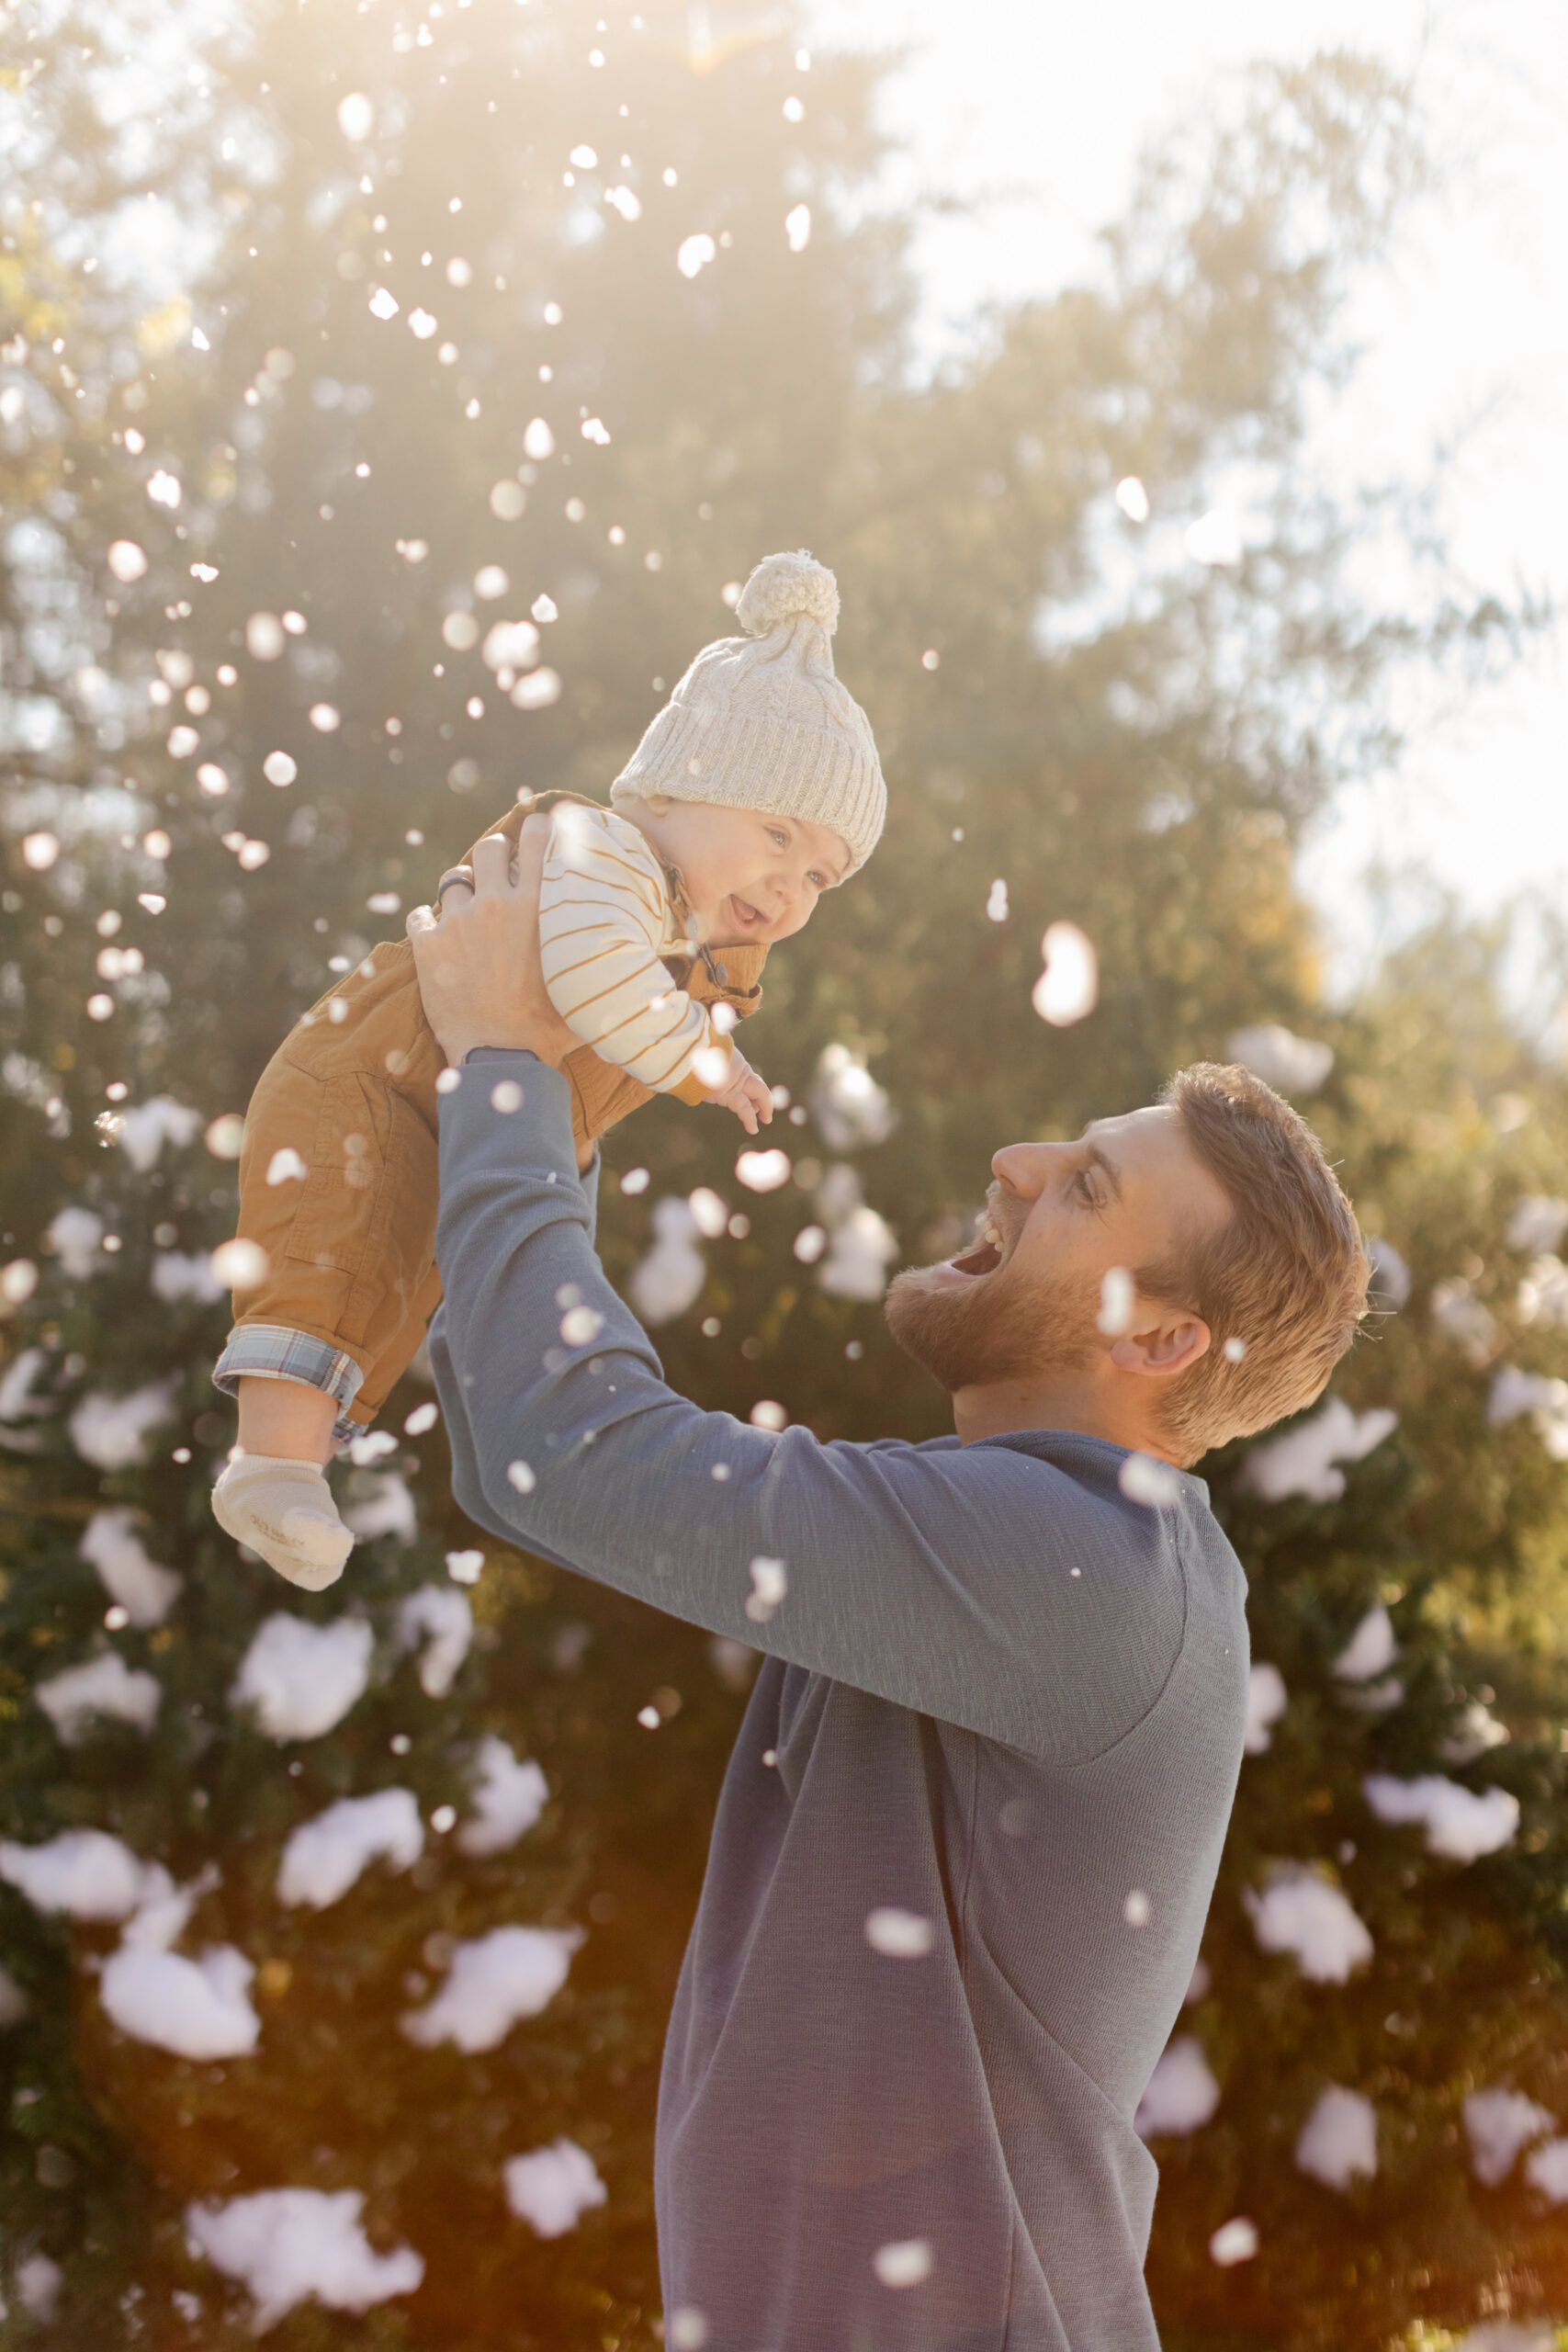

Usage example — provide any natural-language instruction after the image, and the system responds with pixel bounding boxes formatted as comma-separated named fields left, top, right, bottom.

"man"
left=407, top=829, right=1368, bottom=2350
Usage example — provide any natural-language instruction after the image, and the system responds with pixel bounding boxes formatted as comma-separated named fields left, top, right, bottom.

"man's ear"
left=1110, top=1311, right=1212, bottom=1382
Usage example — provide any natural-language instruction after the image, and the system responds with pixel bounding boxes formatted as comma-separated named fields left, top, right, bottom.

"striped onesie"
left=540, top=799, right=735, bottom=1105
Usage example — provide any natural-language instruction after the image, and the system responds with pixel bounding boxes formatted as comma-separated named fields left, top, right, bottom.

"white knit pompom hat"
left=610, top=549, right=886, bottom=874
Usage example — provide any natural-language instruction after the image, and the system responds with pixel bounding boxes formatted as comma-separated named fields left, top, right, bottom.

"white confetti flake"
left=677, top=232, right=716, bottom=277
left=1, top=1255, right=38, bottom=1312
left=1114, top=475, right=1149, bottom=522
left=793, top=1224, right=826, bottom=1264
left=146, top=468, right=182, bottom=509
left=266, top=1146, right=308, bottom=1186
left=1123, top=1888, right=1151, bottom=1928
left=749, top=1400, right=787, bottom=1430
left=1464, top=2086, right=1556, bottom=2185
left=50, top=1204, right=106, bottom=1275
left=1366, top=1237, right=1411, bottom=1308
left=0, top=1827, right=152, bottom=1919
left=512, top=664, right=561, bottom=709
left=116, top=1094, right=201, bottom=1172
left=1362, top=1773, right=1518, bottom=1862
left=873, top=2238, right=932, bottom=2289
left=1509, top=1194, right=1568, bottom=1256
left=404, top=1400, right=438, bottom=1436
left=277, top=1788, right=424, bottom=1909
left=1135, top=2036, right=1219, bottom=2137
left=185, top=2188, right=423, bottom=2332
left=396, top=1584, right=473, bottom=1698
left=1241, top=1396, right=1398, bottom=1504
left=309, top=702, right=340, bottom=732
left=69, top=1377, right=178, bottom=1471
left=1097, top=1266, right=1134, bottom=1336
left=1032, top=922, right=1099, bottom=1026
left=35, top=1652, right=161, bottom=1745
left=1208, top=2216, right=1258, bottom=2267
left=22, top=828, right=61, bottom=869
left=503, top=2140, right=607, bottom=2237
left=230, top=1613, right=373, bottom=1741
left=336, top=91, right=374, bottom=141
left=490, top=1080, right=524, bottom=1114
left=569, top=143, right=598, bottom=166
left=458, top=1736, right=547, bottom=1856
left=523, top=416, right=555, bottom=459
left=107, top=538, right=148, bottom=582
left=1294, top=2086, right=1377, bottom=2190
left=1246, top=1868, right=1371, bottom=1983
left=342, top=1471, right=416, bottom=1545
left=245, top=611, right=285, bottom=661
left=784, top=202, right=811, bottom=251
left=79, top=1508, right=182, bottom=1626
left=1118, top=1453, right=1181, bottom=1509
left=637, top=1704, right=661, bottom=1728
left=1227, top=1023, right=1332, bottom=1096
left=745, top=1555, right=787, bottom=1623
left=474, top=563, right=509, bottom=599
left=1244, top=1662, right=1288, bottom=1754
left=604, top=187, right=640, bottom=223
left=629, top=1197, right=706, bottom=1323
left=210, top=1236, right=269, bottom=1291
left=103, top=1939, right=261, bottom=2060
left=1332, top=1604, right=1399, bottom=1683
left=401, top=1924, right=581, bottom=2052
left=491, top=477, right=525, bottom=518
left=507, top=1458, right=536, bottom=1494
left=530, top=592, right=558, bottom=622
left=560, top=1304, right=604, bottom=1347
left=368, top=286, right=400, bottom=320
left=864, top=1906, right=933, bottom=1958
left=736, top=1148, right=791, bottom=1192
left=668, top=2312, right=709, bottom=2352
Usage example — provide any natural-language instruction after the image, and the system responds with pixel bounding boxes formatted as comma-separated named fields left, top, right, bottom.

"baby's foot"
left=212, top=1452, right=355, bottom=1590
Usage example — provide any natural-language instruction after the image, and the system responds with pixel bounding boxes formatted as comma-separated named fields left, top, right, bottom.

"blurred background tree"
left=3, top=1, right=1566, bottom=2346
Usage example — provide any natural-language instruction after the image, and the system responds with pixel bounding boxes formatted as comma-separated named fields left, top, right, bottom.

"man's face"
left=884, top=1105, right=1233, bottom=1396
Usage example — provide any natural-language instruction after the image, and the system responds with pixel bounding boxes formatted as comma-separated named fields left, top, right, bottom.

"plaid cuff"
left=213, top=1325, right=365, bottom=1444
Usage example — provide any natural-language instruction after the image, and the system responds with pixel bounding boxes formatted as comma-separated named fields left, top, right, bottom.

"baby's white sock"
left=211, top=1451, right=355, bottom=1590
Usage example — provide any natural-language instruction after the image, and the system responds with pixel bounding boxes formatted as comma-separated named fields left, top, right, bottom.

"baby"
left=209, top=549, right=886, bottom=1589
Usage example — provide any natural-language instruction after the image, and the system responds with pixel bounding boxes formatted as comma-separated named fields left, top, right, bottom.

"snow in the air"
left=1333, top=1604, right=1400, bottom=1683
left=1239, top=1396, right=1398, bottom=1504
left=629, top=1195, right=707, bottom=1324
left=503, top=2138, right=608, bottom=2236
left=1362, top=1773, right=1518, bottom=1861
left=1463, top=2086, right=1556, bottom=2185
left=395, top=1583, right=474, bottom=1697
left=34, top=1650, right=162, bottom=1744
left=69, top=1377, right=179, bottom=1469
left=1226, top=1023, right=1333, bottom=1095
left=1118, top=1453, right=1182, bottom=1508
left=230, top=1612, right=374, bottom=1739
left=79, top=1508, right=183, bottom=1626
left=101, top=1936, right=261, bottom=2061
left=457, top=1736, right=549, bottom=1856
left=401, top=1924, right=582, bottom=2052
left=1245, top=1868, right=1373, bottom=1982
left=114, top=1094, right=202, bottom=1171
left=809, top=1043, right=894, bottom=1151
left=276, top=1788, right=425, bottom=1909
left=1524, top=2138, right=1568, bottom=2202
left=1293, top=2086, right=1377, bottom=2189
left=0, top=1827, right=153, bottom=1918
left=1134, top=2036, right=1220, bottom=2137
left=1244, top=1662, right=1288, bottom=1754
left=185, top=2188, right=424, bottom=2332
left=48, top=1204, right=107, bottom=1277
left=864, top=1906, right=934, bottom=1958
left=342, top=1471, right=419, bottom=1544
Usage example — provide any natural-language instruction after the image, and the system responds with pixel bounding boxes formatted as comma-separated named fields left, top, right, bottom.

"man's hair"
left=1137, top=1061, right=1370, bottom=1464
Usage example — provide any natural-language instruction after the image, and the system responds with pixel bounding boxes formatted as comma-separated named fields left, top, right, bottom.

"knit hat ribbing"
left=610, top=550, right=886, bottom=874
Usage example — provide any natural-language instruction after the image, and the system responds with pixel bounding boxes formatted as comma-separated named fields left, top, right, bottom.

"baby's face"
left=637, top=800, right=852, bottom=947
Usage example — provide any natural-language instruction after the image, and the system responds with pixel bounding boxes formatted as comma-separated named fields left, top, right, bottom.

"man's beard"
left=884, top=1250, right=1102, bottom=1396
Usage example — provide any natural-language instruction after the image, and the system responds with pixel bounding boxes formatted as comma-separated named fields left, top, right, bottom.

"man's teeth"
left=978, top=1216, right=1002, bottom=1250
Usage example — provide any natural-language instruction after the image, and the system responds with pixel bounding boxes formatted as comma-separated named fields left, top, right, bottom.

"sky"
left=804, top=0, right=1568, bottom=1024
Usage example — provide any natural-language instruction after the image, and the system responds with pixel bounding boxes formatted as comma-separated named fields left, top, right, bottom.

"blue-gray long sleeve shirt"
left=430, top=1053, right=1250, bottom=2349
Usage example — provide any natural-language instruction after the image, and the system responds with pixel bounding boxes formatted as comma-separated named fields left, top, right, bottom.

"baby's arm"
left=539, top=811, right=732, bottom=1101
left=703, top=1046, right=773, bottom=1136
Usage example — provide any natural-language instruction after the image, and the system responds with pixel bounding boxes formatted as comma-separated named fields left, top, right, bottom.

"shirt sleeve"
left=538, top=807, right=731, bottom=1102
left=430, top=1054, right=1190, bottom=1762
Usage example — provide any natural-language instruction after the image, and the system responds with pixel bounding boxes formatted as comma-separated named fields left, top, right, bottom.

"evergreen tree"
left=3, top=5, right=1562, bottom=2346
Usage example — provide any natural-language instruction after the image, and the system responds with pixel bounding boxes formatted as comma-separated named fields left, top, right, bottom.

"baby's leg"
left=211, top=1375, right=355, bottom=1590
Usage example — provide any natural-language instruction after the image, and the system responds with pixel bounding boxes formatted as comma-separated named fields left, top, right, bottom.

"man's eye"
left=807, top=871, right=826, bottom=888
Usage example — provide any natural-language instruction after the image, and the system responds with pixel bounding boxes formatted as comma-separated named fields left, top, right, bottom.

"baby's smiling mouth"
left=728, top=895, right=768, bottom=930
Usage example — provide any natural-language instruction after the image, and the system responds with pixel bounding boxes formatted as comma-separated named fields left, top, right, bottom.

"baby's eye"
left=766, top=826, right=788, bottom=848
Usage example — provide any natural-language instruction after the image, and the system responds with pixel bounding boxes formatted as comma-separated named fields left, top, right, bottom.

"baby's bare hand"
left=705, top=1053, right=773, bottom=1136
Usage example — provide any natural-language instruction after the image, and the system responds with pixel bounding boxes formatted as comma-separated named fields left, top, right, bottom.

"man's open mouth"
left=948, top=1212, right=1007, bottom=1278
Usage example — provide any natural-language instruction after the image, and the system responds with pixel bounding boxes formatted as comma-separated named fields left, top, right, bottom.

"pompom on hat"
left=610, top=550, right=886, bottom=874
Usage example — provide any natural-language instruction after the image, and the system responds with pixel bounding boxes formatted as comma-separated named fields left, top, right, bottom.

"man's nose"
left=990, top=1141, right=1059, bottom=1199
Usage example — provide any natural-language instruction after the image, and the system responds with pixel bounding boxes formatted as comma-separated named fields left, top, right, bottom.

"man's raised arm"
left=427, top=1040, right=1188, bottom=1762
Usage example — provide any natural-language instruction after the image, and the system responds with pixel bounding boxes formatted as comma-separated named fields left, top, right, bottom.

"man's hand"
left=405, top=820, right=580, bottom=1072
left=705, top=1047, right=774, bottom=1137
